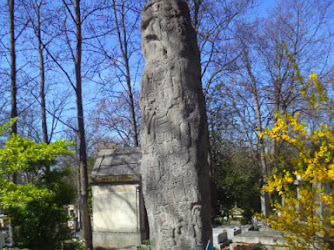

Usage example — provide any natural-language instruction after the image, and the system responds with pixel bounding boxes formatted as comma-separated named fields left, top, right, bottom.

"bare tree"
left=88, top=0, right=143, bottom=148
left=34, top=0, right=95, bottom=246
left=8, top=0, right=17, bottom=135
left=61, top=0, right=92, bottom=247
left=187, top=0, right=253, bottom=96
left=33, top=0, right=48, bottom=144
left=7, top=0, right=17, bottom=246
left=242, top=46, right=271, bottom=216
left=27, top=0, right=113, bottom=246
left=111, top=0, right=139, bottom=146
left=220, top=0, right=334, bottom=216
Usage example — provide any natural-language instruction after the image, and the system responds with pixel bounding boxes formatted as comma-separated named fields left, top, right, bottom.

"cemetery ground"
left=92, top=220, right=287, bottom=250
left=0, top=207, right=288, bottom=250
left=103, top=221, right=287, bottom=250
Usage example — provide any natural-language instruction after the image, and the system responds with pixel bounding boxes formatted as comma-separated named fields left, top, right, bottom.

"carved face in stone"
left=141, top=0, right=190, bottom=63
left=140, top=1, right=165, bottom=63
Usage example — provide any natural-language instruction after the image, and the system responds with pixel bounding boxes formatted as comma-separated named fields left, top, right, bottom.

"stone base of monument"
left=229, top=227, right=287, bottom=250
left=93, top=231, right=141, bottom=249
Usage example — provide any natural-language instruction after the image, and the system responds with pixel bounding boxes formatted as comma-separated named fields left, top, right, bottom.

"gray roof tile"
left=91, top=147, right=142, bottom=184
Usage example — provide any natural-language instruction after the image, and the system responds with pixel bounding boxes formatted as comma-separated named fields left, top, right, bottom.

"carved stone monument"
left=139, top=0, right=212, bottom=249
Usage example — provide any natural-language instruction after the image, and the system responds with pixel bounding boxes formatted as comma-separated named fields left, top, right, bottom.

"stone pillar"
left=139, top=0, right=212, bottom=249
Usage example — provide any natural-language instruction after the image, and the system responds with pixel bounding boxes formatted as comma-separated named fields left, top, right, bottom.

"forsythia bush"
left=261, top=73, right=334, bottom=249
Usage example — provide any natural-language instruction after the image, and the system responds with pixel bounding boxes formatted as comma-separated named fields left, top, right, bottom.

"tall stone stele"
left=139, top=0, right=212, bottom=249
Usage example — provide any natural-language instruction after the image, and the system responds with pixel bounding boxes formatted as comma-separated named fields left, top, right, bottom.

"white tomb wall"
left=92, top=184, right=140, bottom=232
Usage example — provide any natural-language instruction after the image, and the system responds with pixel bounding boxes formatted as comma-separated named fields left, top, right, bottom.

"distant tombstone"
left=139, top=0, right=212, bottom=249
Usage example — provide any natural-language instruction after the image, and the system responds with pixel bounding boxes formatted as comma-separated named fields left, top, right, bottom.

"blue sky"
left=249, top=0, right=277, bottom=19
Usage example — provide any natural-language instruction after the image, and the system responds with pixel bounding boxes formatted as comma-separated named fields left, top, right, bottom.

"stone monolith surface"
left=139, top=0, right=212, bottom=249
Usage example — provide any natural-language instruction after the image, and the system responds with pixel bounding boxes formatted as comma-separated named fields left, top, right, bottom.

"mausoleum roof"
left=91, top=147, right=141, bottom=184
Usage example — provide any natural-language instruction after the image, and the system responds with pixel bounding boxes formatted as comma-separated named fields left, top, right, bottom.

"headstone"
left=213, top=229, right=227, bottom=249
left=230, top=229, right=287, bottom=250
left=139, top=0, right=212, bottom=249
left=226, top=227, right=241, bottom=240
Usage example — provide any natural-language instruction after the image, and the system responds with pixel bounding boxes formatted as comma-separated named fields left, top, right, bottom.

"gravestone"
left=139, top=0, right=212, bottom=249
left=230, top=228, right=287, bottom=250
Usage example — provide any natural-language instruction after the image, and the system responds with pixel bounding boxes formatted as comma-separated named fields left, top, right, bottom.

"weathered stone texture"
left=139, top=0, right=212, bottom=249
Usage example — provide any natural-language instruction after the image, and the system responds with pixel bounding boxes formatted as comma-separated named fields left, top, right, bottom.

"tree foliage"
left=262, top=72, right=334, bottom=249
left=212, top=145, right=261, bottom=221
left=209, top=93, right=261, bottom=220
left=0, top=123, right=76, bottom=249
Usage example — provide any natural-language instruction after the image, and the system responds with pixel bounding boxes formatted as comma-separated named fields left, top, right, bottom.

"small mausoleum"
left=91, top=148, right=148, bottom=249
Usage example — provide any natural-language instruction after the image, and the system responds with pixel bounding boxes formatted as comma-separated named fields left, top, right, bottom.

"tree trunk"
left=8, top=0, right=17, bottom=246
left=35, top=1, right=48, bottom=144
left=111, top=0, right=138, bottom=147
left=243, top=48, right=270, bottom=217
left=9, top=0, right=17, bottom=135
left=271, top=33, right=283, bottom=166
left=125, top=60, right=138, bottom=147
left=74, top=0, right=92, bottom=248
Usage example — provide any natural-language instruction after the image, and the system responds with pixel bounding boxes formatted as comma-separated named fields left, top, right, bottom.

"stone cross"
left=139, top=0, right=212, bottom=249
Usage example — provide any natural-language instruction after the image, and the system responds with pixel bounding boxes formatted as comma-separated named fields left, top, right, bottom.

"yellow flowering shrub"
left=261, top=73, right=334, bottom=249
